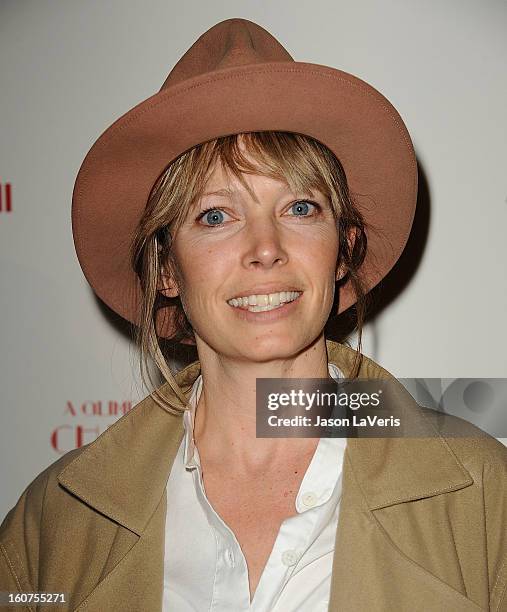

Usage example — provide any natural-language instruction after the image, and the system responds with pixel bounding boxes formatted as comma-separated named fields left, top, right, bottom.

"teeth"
left=227, top=291, right=302, bottom=311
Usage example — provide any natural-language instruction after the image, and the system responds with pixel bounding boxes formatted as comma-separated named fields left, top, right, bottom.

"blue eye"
left=288, top=200, right=318, bottom=216
left=197, top=207, right=230, bottom=227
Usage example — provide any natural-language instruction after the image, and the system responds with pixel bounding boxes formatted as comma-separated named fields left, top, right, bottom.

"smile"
left=227, top=291, right=302, bottom=313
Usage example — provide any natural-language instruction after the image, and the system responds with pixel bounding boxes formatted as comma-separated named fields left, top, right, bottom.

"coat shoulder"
left=418, top=404, right=507, bottom=476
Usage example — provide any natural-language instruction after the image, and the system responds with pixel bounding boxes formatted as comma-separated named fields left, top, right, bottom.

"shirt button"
left=281, top=550, right=299, bottom=566
left=225, top=549, right=235, bottom=567
left=301, top=491, right=318, bottom=508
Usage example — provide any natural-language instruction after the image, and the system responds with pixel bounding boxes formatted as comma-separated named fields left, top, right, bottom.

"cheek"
left=175, top=242, right=233, bottom=297
left=304, top=229, right=339, bottom=274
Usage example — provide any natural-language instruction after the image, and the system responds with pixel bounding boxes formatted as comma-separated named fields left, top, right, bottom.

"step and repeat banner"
left=1, top=0, right=506, bottom=521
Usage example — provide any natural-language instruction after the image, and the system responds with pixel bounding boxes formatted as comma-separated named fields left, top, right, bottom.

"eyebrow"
left=201, top=188, right=236, bottom=197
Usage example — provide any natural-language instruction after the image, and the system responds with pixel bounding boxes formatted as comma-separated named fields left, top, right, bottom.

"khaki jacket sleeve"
left=0, top=543, right=34, bottom=612
left=0, top=463, right=55, bottom=612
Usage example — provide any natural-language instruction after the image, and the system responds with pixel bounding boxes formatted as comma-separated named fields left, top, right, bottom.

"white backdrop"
left=1, top=0, right=506, bottom=521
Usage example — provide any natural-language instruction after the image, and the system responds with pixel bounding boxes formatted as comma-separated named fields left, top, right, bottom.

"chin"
left=234, top=334, right=306, bottom=361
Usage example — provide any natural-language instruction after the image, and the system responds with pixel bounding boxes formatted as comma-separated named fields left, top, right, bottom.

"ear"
left=335, top=264, right=346, bottom=282
left=336, top=227, right=357, bottom=282
left=158, top=261, right=180, bottom=298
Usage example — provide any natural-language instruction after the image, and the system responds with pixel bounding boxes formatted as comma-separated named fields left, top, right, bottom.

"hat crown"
left=160, top=18, right=294, bottom=91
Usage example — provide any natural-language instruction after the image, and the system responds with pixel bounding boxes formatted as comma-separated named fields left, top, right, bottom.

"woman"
left=1, top=18, right=506, bottom=612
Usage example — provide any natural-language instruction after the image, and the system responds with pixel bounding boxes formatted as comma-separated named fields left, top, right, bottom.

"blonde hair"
left=131, top=131, right=369, bottom=414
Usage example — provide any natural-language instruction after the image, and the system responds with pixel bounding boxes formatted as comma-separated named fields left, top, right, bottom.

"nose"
left=241, top=217, right=289, bottom=269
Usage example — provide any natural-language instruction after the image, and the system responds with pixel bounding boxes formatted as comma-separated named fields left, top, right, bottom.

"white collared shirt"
left=163, top=363, right=347, bottom=612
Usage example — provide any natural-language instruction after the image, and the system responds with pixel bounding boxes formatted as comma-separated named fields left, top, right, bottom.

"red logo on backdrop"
left=0, top=182, right=12, bottom=212
left=51, top=400, right=133, bottom=454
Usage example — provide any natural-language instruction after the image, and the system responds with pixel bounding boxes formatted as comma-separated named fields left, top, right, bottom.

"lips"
left=227, top=285, right=302, bottom=301
left=228, top=290, right=303, bottom=320
left=228, top=290, right=302, bottom=310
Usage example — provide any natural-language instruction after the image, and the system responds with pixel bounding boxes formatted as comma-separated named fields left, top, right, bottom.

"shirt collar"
left=182, top=373, right=202, bottom=468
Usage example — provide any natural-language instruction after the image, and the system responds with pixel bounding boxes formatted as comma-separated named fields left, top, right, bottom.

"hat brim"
left=72, top=61, right=417, bottom=340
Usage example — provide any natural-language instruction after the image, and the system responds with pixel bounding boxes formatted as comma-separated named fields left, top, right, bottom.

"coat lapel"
left=56, top=340, right=479, bottom=611
left=328, top=447, right=481, bottom=611
left=56, top=364, right=196, bottom=611
left=325, top=340, right=480, bottom=610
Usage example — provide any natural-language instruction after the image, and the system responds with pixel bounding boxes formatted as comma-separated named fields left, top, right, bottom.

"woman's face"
left=166, top=148, right=341, bottom=362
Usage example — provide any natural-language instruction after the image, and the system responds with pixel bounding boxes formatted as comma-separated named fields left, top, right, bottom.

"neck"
left=192, top=334, right=331, bottom=473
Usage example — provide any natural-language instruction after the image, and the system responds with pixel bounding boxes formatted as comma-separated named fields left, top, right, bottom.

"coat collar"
left=57, top=339, right=473, bottom=535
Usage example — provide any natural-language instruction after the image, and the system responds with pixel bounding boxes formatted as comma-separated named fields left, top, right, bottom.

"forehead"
left=198, top=133, right=327, bottom=203
left=201, top=155, right=268, bottom=199
left=201, top=159, right=321, bottom=203
left=203, top=170, right=287, bottom=199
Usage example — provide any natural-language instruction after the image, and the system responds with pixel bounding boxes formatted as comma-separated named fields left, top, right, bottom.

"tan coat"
left=1, top=340, right=506, bottom=611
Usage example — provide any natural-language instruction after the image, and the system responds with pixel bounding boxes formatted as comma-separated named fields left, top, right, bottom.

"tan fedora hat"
left=71, top=17, right=417, bottom=342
